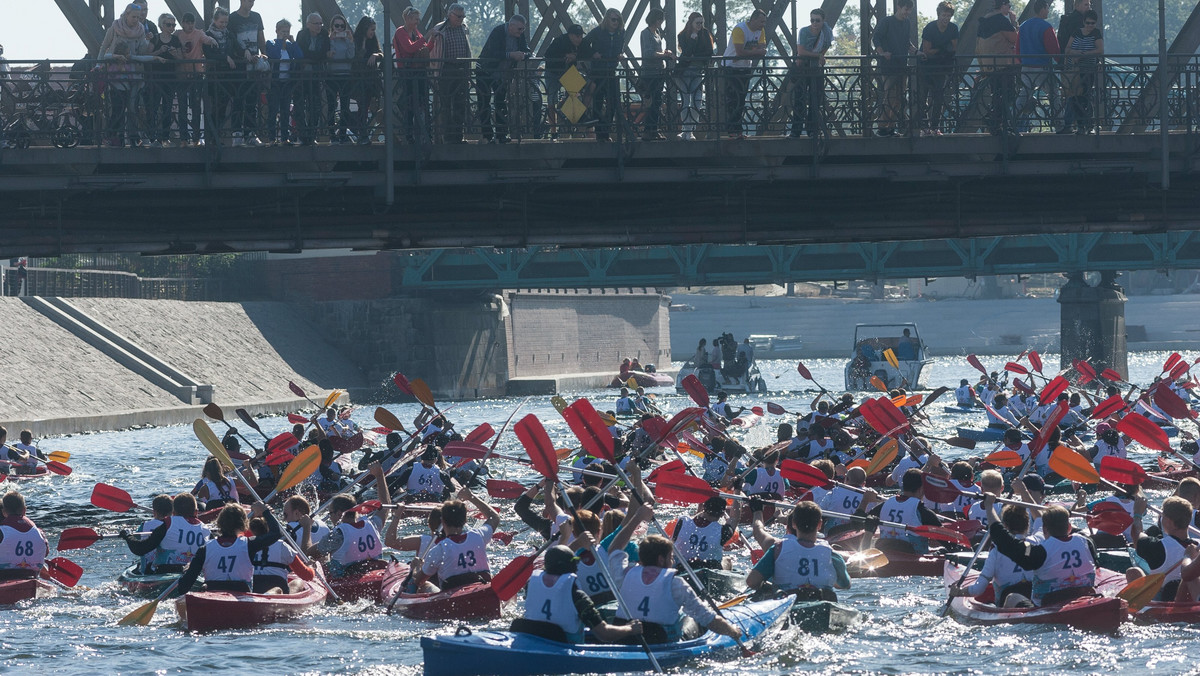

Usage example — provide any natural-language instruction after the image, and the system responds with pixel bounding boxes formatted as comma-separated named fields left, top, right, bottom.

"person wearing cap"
left=512, top=544, right=643, bottom=643
left=414, top=486, right=501, bottom=591
left=393, top=446, right=455, bottom=502
left=949, top=502, right=1035, bottom=606
left=1088, top=423, right=1127, bottom=469
left=710, top=391, right=743, bottom=420
left=747, top=501, right=849, bottom=601
left=542, top=24, right=583, bottom=141
left=670, top=496, right=740, bottom=570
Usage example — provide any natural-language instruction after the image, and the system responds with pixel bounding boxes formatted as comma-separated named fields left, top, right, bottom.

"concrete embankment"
left=668, top=294, right=1200, bottom=359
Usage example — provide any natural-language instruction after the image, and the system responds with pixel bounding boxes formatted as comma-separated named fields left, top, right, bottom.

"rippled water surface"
left=4, top=352, right=1198, bottom=675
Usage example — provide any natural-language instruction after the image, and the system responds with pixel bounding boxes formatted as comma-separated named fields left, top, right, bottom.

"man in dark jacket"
left=476, top=14, right=530, bottom=143
left=582, top=9, right=626, bottom=141
left=295, top=13, right=330, bottom=144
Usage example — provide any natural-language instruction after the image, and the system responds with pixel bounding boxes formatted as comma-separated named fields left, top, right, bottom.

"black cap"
left=1021, top=474, right=1045, bottom=493
left=544, top=545, right=580, bottom=575
left=567, top=24, right=583, bottom=36
left=421, top=446, right=439, bottom=461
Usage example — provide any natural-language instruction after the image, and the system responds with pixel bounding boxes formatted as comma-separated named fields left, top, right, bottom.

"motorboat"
left=844, top=323, right=931, bottom=391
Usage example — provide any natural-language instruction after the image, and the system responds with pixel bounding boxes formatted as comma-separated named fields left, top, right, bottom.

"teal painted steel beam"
left=395, top=231, right=1200, bottom=291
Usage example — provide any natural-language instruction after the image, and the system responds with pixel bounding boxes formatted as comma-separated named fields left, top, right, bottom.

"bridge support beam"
left=1058, top=272, right=1128, bottom=380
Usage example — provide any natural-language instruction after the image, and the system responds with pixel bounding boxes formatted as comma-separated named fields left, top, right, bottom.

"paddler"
left=948, top=503, right=1035, bottom=606
left=412, top=486, right=502, bottom=592
left=710, top=391, right=744, bottom=421
left=302, top=462, right=391, bottom=578
left=122, top=493, right=211, bottom=572
left=608, top=531, right=744, bottom=643
left=283, top=495, right=330, bottom=544
left=173, top=502, right=281, bottom=594
left=568, top=505, right=647, bottom=604
left=741, top=451, right=784, bottom=499
left=192, top=456, right=239, bottom=510
left=820, top=467, right=872, bottom=535
left=516, top=478, right=569, bottom=540
left=1088, top=423, right=1127, bottom=468
left=317, top=407, right=348, bottom=438
left=860, top=468, right=943, bottom=554
left=986, top=496, right=1099, bottom=607
left=7, top=430, right=46, bottom=475
left=384, top=504, right=443, bottom=556
left=248, top=515, right=315, bottom=594
left=510, top=544, right=644, bottom=643
left=955, top=379, right=974, bottom=407
left=671, top=496, right=740, bottom=571
left=746, top=501, right=850, bottom=601
left=131, top=494, right=173, bottom=574
left=0, top=491, right=48, bottom=580
left=1125, top=496, right=1200, bottom=602
left=615, top=387, right=634, bottom=415
left=986, top=394, right=1023, bottom=429
left=394, top=446, right=455, bottom=502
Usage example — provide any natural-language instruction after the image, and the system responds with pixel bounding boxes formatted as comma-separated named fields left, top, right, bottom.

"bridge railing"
left=1, top=55, right=1195, bottom=148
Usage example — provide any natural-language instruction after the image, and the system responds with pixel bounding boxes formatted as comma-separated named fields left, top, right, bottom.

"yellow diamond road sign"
left=559, top=65, right=585, bottom=94
left=560, top=94, right=587, bottom=123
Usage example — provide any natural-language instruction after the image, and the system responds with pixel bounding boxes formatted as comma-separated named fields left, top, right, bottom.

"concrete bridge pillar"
left=1058, top=271, right=1128, bottom=380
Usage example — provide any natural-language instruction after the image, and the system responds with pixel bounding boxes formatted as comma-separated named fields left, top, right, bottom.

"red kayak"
left=328, top=564, right=389, bottom=602
left=4, top=466, right=50, bottom=481
left=943, top=561, right=1127, bottom=633
left=329, top=431, right=365, bottom=454
left=841, top=547, right=945, bottom=578
left=380, top=562, right=504, bottom=621
left=0, top=577, right=55, bottom=604
left=174, top=576, right=328, bottom=631
left=1134, top=601, right=1200, bottom=624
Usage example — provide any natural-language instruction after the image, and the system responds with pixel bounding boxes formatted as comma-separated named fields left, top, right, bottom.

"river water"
left=3, top=351, right=1197, bottom=675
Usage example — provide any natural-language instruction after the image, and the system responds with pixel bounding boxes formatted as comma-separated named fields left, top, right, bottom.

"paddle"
left=229, top=406, right=270, bottom=443
left=43, top=557, right=83, bottom=587
left=1119, top=559, right=1186, bottom=611
left=517, top=414, right=665, bottom=674
left=967, top=354, right=990, bottom=379
left=119, top=578, right=181, bottom=626
left=680, top=374, right=710, bottom=408
left=869, top=376, right=888, bottom=392
left=1038, top=375, right=1070, bottom=406
left=288, top=380, right=320, bottom=408
left=796, top=361, right=829, bottom=393
left=766, top=402, right=793, bottom=416
left=465, top=423, right=495, bottom=445
left=865, top=439, right=899, bottom=476
left=193, top=419, right=340, bottom=602
left=57, top=527, right=150, bottom=551
left=3, top=445, right=74, bottom=476
left=201, top=403, right=259, bottom=454
left=287, top=413, right=310, bottom=425
left=921, top=474, right=1133, bottom=536
left=322, top=389, right=345, bottom=410
left=1029, top=350, right=1043, bottom=374
left=373, top=406, right=408, bottom=433
left=260, top=444, right=321, bottom=503
left=1090, top=395, right=1128, bottom=420
left=1116, top=412, right=1172, bottom=453
left=91, top=483, right=152, bottom=513
left=1073, top=360, right=1097, bottom=385
left=981, top=450, right=1024, bottom=468
left=883, top=349, right=899, bottom=369
left=47, top=451, right=70, bottom=463
left=409, top=378, right=440, bottom=415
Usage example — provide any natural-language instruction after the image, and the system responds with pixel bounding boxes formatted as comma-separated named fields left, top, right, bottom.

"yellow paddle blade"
left=322, top=389, right=344, bottom=409
left=626, top=377, right=638, bottom=390
left=556, top=447, right=574, bottom=460
left=866, top=439, right=899, bottom=476
left=47, top=451, right=71, bottom=463
left=870, top=376, right=888, bottom=392
left=117, top=599, right=160, bottom=626
left=883, top=349, right=899, bottom=369
left=1048, top=446, right=1100, bottom=484
left=677, top=442, right=706, bottom=459
left=1119, top=572, right=1166, bottom=610
left=193, top=419, right=233, bottom=469
left=598, top=412, right=617, bottom=425
left=276, top=445, right=321, bottom=493
left=410, top=379, right=436, bottom=409
left=373, top=406, right=406, bottom=432
left=551, top=396, right=569, bottom=414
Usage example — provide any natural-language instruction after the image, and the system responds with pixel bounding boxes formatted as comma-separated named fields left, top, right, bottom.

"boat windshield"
left=852, top=325, right=922, bottom=361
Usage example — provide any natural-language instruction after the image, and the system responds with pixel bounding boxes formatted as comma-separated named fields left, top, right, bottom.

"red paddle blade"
left=43, top=557, right=83, bottom=587
left=91, top=483, right=137, bottom=512
left=797, top=362, right=814, bottom=381
left=942, top=519, right=985, bottom=540
left=514, top=415, right=559, bottom=480
left=751, top=406, right=764, bottom=416
left=1073, top=360, right=1097, bottom=384
left=681, top=374, right=710, bottom=408
left=1100, top=368, right=1123, bottom=382
left=492, top=531, right=515, bottom=545
left=1029, top=350, right=1043, bottom=373
left=1012, top=378, right=1034, bottom=396
left=266, top=432, right=299, bottom=454
left=443, top=441, right=491, bottom=460
left=1004, top=361, right=1029, bottom=375
left=1117, top=412, right=1172, bottom=453
left=920, top=474, right=963, bottom=503
left=465, top=423, right=495, bottom=445
left=909, top=525, right=971, bottom=547
left=866, top=396, right=911, bottom=436
left=1091, top=395, right=1128, bottom=420
left=57, top=527, right=101, bottom=551
left=393, top=372, right=414, bottom=396
left=1164, top=352, right=1183, bottom=373
left=1169, top=360, right=1191, bottom=380
left=491, top=554, right=536, bottom=602
left=1099, top=455, right=1148, bottom=486
left=780, top=459, right=833, bottom=489
left=1153, top=382, right=1197, bottom=420
left=1031, top=400, right=1069, bottom=455
left=287, top=413, right=309, bottom=424
left=350, top=499, right=383, bottom=515
left=653, top=472, right=718, bottom=505
left=486, top=479, right=526, bottom=500
left=1038, top=376, right=1070, bottom=406
left=766, top=402, right=786, bottom=415
left=263, top=449, right=292, bottom=466
left=565, top=399, right=615, bottom=463
left=646, top=459, right=686, bottom=483
left=967, top=354, right=988, bottom=375
left=45, top=460, right=71, bottom=476
left=1088, top=509, right=1134, bottom=537
left=288, top=380, right=306, bottom=398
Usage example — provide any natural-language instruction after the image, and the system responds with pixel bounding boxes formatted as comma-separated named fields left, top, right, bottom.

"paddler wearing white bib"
left=415, top=487, right=501, bottom=591
left=987, top=498, right=1099, bottom=606
left=511, top=544, right=643, bottom=644
left=0, top=491, right=48, bottom=580
left=173, top=502, right=281, bottom=594
left=747, top=501, right=850, bottom=601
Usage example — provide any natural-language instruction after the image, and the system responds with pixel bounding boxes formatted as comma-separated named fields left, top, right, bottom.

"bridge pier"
left=1058, top=272, right=1128, bottom=380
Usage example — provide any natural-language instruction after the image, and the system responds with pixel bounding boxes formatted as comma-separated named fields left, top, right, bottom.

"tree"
left=1101, top=0, right=1193, bottom=55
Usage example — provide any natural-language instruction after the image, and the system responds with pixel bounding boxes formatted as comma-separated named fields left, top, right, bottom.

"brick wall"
left=505, top=289, right=672, bottom=377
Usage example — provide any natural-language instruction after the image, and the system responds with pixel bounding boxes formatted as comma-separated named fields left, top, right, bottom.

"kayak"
left=329, top=565, right=389, bottom=602
left=942, top=561, right=1127, bottom=633
left=790, top=599, right=862, bottom=633
left=945, top=549, right=1133, bottom=573
left=420, top=597, right=793, bottom=676
left=690, top=567, right=745, bottom=600
left=844, top=548, right=945, bottom=578
left=174, top=576, right=328, bottom=631
left=0, top=576, right=55, bottom=604
left=4, top=466, right=51, bottom=481
left=943, top=405, right=982, bottom=415
left=117, top=563, right=180, bottom=597
left=381, top=562, right=503, bottom=620
left=1133, top=601, right=1200, bottom=624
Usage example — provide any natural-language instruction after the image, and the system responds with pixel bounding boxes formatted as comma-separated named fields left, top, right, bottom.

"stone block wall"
left=505, top=289, right=672, bottom=377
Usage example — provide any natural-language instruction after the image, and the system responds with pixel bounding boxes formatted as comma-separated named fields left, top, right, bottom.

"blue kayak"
left=943, top=405, right=983, bottom=415
left=954, top=426, right=1021, bottom=443
left=420, top=597, right=793, bottom=676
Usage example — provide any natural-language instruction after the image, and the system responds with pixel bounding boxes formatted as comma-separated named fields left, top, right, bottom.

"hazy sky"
left=5, top=0, right=950, bottom=61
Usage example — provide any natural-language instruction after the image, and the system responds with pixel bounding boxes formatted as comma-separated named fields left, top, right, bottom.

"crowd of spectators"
left=0, top=0, right=1112, bottom=149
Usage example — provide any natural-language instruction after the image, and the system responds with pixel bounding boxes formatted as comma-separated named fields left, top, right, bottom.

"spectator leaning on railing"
left=477, top=14, right=530, bottom=144
left=295, top=13, right=330, bottom=145
left=176, top=13, right=214, bottom=146
left=228, top=0, right=267, bottom=147
left=264, top=19, right=303, bottom=145
left=204, top=8, right=238, bottom=146
left=871, top=0, right=915, bottom=137
left=918, top=2, right=957, bottom=136
left=354, top=16, right=383, bottom=145
left=426, top=4, right=472, bottom=144
left=146, top=13, right=182, bottom=147
left=721, top=9, right=767, bottom=140
left=582, top=9, right=627, bottom=142
left=976, top=0, right=1019, bottom=136
left=1014, top=0, right=1063, bottom=134
left=542, top=24, right=583, bottom=141
left=393, top=7, right=430, bottom=144
left=674, top=13, right=713, bottom=141
left=639, top=8, right=673, bottom=142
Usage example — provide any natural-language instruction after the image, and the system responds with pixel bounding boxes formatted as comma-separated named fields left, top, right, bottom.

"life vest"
left=948, top=479, right=980, bottom=514
left=252, top=540, right=296, bottom=580
left=673, top=517, right=723, bottom=562
left=1091, top=438, right=1126, bottom=467
left=986, top=535, right=1035, bottom=595
left=0, top=519, right=47, bottom=572
left=287, top=518, right=331, bottom=545
left=701, top=453, right=729, bottom=484
left=155, top=516, right=210, bottom=567
left=197, top=477, right=237, bottom=508
left=1031, top=535, right=1095, bottom=605
left=331, top=520, right=382, bottom=569
left=773, top=536, right=835, bottom=591
left=615, top=566, right=682, bottom=625
left=955, top=386, right=974, bottom=406
left=406, top=463, right=446, bottom=496
left=615, top=397, right=633, bottom=414
left=138, top=517, right=165, bottom=571
left=574, top=545, right=612, bottom=599
left=878, top=496, right=921, bottom=542
left=201, top=537, right=253, bottom=586
left=431, top=529, right=490, bottom=578
left=522, top=571, right=584, bottom=642
left=820, top=486, right=862, bottom=524
left=745, top=467, right=783, bottom=496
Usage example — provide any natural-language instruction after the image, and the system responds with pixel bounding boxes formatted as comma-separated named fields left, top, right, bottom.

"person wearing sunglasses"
left=327, top=14, right=357, bottom=143
left=582, top=9, right=627, bottom=142
left=1064, top=10, right=1103, bottom=134
left=789, top=8, right=832, bottom=138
